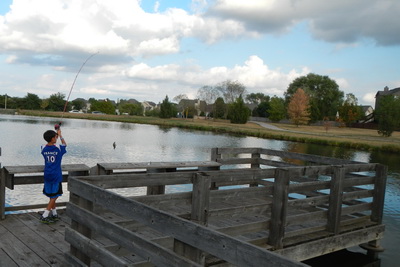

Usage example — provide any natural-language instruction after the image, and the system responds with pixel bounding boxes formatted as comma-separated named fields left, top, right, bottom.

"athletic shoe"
left=49, top=214, right=60, bottom=222
left=39, top=216, right=55, bottom=224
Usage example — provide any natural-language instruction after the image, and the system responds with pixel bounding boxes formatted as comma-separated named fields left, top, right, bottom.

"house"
left=178, top=99, right=208, bottom=117
left=359, top=105, right=374, bottom=123
left=142, top=101, right=157, bottom=115
left=375, top=86, right=400, bottom=110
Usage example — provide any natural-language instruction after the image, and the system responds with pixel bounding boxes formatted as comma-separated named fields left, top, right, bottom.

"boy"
left=40, top=128, right=67, bottom=224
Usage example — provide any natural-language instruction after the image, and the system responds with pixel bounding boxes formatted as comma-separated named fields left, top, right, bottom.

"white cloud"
left=362, top=93, right=376, bottom=106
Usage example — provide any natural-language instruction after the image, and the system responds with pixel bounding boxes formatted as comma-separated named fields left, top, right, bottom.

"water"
left=0, top=114, right=399, bottom=266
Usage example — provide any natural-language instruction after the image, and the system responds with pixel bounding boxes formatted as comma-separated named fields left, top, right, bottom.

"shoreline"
left=13, top=109, right=400, bottom=153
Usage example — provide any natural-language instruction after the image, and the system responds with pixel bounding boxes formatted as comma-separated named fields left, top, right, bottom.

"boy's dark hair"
left=43, top=130, right=57, bottom=143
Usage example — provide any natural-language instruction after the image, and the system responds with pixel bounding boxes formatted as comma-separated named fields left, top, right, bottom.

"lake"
left=0, top=114, right=399, bottom=266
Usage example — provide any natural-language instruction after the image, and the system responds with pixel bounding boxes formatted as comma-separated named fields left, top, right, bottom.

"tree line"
left=1, top=73, right=398, bottom=136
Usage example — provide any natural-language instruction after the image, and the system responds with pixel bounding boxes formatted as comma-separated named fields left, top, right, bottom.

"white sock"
left=51, top=209, right=57, bottom=216
left=43, top=210, right=50, bottom=218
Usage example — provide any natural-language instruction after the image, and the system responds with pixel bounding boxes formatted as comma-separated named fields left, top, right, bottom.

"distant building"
left=375, top=86, right=400, bottom=110
left=178, top=99, right=207, bottom=117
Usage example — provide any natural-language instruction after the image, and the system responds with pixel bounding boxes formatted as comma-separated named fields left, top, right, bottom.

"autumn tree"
left=284, top=73, right=344, bottom=121
left=287, top=88, right=310, bottom=126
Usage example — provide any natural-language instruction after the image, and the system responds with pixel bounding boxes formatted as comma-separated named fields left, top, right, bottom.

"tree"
left=213, top=97, right=226, bottom=119
left=71, top=99, right=86, bottom=111
left=227, top=95, right=251, bottom=124
left=338, top=93, right=363, bottom=126
left=23, top=93, right=41, bottom=110
left=215, top=80, right=247, bottom=104
left=287, top=88, right=310, bottom=126
left=197, top=85, right=220, bottom=104
left=268, top=96, right=286, bottom=122
left=284, top=73, right=344, bottom=121
left=159, top=95, right=176, bottom=118
left=173, top=94, right=188, bottom=103
left=246, top=93, right=270, bottom=104
left=119, top=103, right=143, bottom=116
left=375, top=95, right=400, bottom=137
left=252, top=101, right=270, bottom=117
left=90, top=99, right=115, bottom=114
left=47, top=93, right=66, bottom=111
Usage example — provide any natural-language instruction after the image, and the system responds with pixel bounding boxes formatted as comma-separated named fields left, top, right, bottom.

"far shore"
left=12, top=109, right=400, bottom=153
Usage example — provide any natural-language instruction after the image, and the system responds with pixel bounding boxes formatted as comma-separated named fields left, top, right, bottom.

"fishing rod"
left=54, top=51, right=99, bottom=130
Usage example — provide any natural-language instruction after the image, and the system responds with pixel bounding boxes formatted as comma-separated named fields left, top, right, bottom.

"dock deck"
left=0, top=210, right=70, bottom=267
left=0, top=147, right=387, bottom=266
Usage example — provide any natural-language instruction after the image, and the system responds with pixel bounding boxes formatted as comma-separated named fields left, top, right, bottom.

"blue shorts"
left=43, top=182, right=63, bottom=198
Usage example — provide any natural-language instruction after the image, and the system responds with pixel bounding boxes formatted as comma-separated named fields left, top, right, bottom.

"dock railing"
left=64, top=147, right=387, bottom=265
left=0, top=164, right=90, bottom=219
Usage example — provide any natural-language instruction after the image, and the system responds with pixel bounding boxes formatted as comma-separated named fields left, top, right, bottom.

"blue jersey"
left=41, top=144, right=67, bottom=183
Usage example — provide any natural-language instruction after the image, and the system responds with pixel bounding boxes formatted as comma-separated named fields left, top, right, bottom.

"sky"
left=0, top=0, right=399, bottom=106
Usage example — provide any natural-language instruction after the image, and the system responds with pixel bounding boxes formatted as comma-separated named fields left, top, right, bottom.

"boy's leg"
left=47, top=197, right=58, bottom=210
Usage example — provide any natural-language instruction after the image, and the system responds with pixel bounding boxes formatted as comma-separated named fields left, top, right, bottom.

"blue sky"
left=0, top=0, right=399, bottom=107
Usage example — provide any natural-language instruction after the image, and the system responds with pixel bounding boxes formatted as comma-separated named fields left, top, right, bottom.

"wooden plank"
left=0, top=247, right=18, bottom=267
left=68, top=178, right=306, bottom=267
left=1, top=214, right=66, bottom=266
left=191, top=173, right=211, bottom=226
left=268, top=168, right=290, bottom=249
left=66, top=202, right=202, bottom=267
left=275, top=225, right=385, bottom=262
left=65, top=227, right=130, bottom=266
left=371, top=164, right=387, bottom=223
left=0, top=223, right=49, bottom=267
left=327, top=166, right=345, bottom=234
left=0, top=168, right=5, bottom=220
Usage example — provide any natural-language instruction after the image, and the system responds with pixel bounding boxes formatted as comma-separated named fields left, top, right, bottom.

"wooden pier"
left=0, top=147, right=387, bottom=266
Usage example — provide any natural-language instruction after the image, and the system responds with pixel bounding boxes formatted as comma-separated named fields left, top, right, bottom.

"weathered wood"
left=191, top=173, right=211, bottom=226
left=275, top=225, right=385, bottom=262
left=268, top=168, right=291, bottom=249
left=0, top=168, right=5, bottom=220
left=327, top=166, right=345, bottom=234
left=67, top=202, right=202, bottom=267
left=65, top=227, right=130, bottom=266
left=68, top=177, right=306, bottom=267
left=371, top=164, right=387, bottom=224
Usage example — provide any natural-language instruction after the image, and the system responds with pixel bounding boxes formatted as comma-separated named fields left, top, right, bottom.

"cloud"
left=207, top=0, right=400, bottom=46
left=123, top=55, right=309, bottom=99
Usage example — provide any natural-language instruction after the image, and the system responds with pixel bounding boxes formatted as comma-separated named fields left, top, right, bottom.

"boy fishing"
left=40, top=128, right=67, bottom=224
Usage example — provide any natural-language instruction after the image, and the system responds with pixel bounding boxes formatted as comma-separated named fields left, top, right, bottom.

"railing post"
left=327, top=166, right=345, bottom=234
left=250, top=149, right=261, bottom=187
left=268, top=168, right=290, bottom=249
left=69, top=190, right=93, bottom=265
left=174, top=172, right=211, bottom=265
left=0, top=167, right=5, bottom=220
left=371, top=164, right=387, bottom=224
left=146, top=168, right=166, bottom=195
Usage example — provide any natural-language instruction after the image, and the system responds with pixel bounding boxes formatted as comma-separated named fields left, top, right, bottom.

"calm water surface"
left=0, top=114, right=399, bottom=266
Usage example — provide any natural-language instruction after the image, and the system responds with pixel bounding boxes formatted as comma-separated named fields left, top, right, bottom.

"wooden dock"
left=0, top=147, right=387, bottom=266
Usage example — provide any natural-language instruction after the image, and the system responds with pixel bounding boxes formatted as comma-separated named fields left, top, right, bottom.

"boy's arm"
left=57, top=129, right=67, bottom=146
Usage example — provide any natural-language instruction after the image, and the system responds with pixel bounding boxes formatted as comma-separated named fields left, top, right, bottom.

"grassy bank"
left=19, top=110, right=400, bottom=153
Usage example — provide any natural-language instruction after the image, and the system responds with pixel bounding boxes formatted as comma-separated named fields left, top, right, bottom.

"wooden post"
left=327, top=166, right=345, bottom=234
left=0, top=167, right=5, bottom=220
left=174, top=172, right=211, bottom=265
left=69, top=192, right=93, bottom=265
left=268, top=168, right=290, bottom=249
left=147, top=168, right=166, bottom=195
left=210, top=148, right=220, bottom=162
left=250, top=150, right=261, bottom=187
left=191, top=172, right=211, bottom=226
left=371, top=164, right=387, bottom=224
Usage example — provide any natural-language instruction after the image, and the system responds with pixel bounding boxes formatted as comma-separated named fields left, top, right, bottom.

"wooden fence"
left=64, top=147, right=387, bottom=266
left=0, top=164, right=89, bottom=219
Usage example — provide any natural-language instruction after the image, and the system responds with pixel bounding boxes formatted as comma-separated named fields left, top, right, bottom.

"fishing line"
left=55, top=51, right=99, bottom=130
